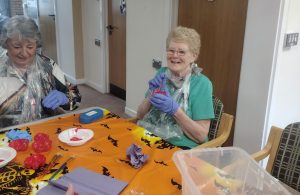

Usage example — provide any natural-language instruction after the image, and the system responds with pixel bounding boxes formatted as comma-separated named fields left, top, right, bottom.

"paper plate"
left=58, top=128, right=94, bottom=146
left=0, top=147, right=17, bottom=168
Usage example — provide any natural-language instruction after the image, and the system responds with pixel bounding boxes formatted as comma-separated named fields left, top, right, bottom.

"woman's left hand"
left=150, top=92, right=179, bottom=115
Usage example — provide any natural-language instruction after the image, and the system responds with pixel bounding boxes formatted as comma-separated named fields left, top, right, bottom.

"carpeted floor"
left=78, top=84, right=130, bottom=118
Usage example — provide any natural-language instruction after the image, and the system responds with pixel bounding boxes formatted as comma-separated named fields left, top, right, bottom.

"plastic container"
left=173, top=147, right=290, bottom=195
left=79, top=108, right=103, bottom=124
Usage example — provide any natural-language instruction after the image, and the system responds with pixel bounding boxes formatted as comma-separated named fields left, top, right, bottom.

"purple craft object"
left=126, top=144, right=148, bottom=168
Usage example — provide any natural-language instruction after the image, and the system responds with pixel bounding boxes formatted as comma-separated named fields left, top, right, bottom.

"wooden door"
left=38, top=0, right=57, bottom=62
left=107, top=0, right=126, bottom=100
left=178, top=0, right=248, bottom=146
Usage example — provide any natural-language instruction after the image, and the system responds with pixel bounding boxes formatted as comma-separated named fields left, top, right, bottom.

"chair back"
left=208, top=96, right=224, bottom=140
left=271, top=122, right=300, bottom=191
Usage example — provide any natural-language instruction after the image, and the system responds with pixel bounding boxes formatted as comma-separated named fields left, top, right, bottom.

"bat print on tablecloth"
left=90, top=147, right=102, bottom=153
left=101, top=166, right=114, bottom=178
left=154, top=160, right=168, bottom=166
left=107, top=135, right=118, bottom=147
left=101, top=123, right=110, bottom=129
left=171, top=178, right=182, bottom=190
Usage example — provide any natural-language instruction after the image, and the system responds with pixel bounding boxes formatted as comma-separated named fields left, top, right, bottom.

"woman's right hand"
left=148, top=73, right=166, bottom=91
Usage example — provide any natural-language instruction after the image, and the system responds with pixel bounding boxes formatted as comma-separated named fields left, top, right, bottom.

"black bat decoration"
left=101, top=166, right=114, bottom=178
left=57, top=145, right=69, bottom=151
left=73, top=123, right=82, bottom=127
left=90, top=147, right=102, bottom=153
left=119, top=159, right=131, bottom=166
left=171, top=178, right=182, bottom=190
left=154, top=160, right=168, bottom=166
left=107, top=135, right=118, bottom=147
left=141, top=137, right=151, bottom=147
left=55, top=128, right=62, bottom=134
left=101, top=124, right=110, bottom=129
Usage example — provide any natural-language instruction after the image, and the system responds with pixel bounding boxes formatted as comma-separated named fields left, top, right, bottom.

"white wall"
left=268, top=0, right=300, bottom=131
left=234, top=0, right=300, bottom=153
left=55, top=0, right=76, bottom=82
left=125, top=0, right=174, bottom=116
left=234, top=0, right=283, bottom=153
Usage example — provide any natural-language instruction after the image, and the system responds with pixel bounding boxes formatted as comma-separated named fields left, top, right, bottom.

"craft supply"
left=24, top=153, right=46, bottom=170
left=126, top=144, right=148, bottom=168
left=8, top=139, right=29, bottom=151
left=32, top=133, right=52, bottom=153
left=38, top=167, right=128, bottom=195
left=6, top=129, right=32, bottom=141
left=37, top=153, right=62, bottom=178
left=58, top=128, right=94, bottom=146
left=48, top=180, right=68, bottom=191
left=0, top=147, right=16, bottom=168
left=79, top=108, right=103, bottom=124
left=49, top=156, right=75, bottom=181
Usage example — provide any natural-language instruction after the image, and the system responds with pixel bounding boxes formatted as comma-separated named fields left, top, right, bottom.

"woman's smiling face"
left=166, top=41, right=197, bottom=77
left=6, top=38, right=37, bottom=67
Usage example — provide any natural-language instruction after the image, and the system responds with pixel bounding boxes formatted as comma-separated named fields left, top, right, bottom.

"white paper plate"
left=58, top=128, right=94, bottom=146
left=0, top=147, right=17, bottom=168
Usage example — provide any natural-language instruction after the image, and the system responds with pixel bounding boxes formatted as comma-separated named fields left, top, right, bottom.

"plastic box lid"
left=173, top=147, right=290, bottom=195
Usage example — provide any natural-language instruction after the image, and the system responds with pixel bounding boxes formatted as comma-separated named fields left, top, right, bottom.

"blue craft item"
left=6, top=129, right=32, bottom=141
left=79, top=108, right=103, bottom=124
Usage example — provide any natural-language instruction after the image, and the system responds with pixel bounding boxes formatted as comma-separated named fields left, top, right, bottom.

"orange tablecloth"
left=0, top=109, right=182, bottom=194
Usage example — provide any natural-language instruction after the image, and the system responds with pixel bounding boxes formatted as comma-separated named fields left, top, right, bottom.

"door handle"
left=106, top=25, right=118, bottom=35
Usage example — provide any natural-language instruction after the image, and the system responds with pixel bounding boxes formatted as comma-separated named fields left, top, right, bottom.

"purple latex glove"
left=42, top=90, right=68, bottom=110
left=126, top=144, right=148, bottom=169
left=148, top=73, right=166, bottom=91
left=150, top=78, right=179, bottom=115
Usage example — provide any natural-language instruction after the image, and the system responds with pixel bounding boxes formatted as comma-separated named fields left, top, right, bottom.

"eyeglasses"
left=166, top=48, right=189, bottom=57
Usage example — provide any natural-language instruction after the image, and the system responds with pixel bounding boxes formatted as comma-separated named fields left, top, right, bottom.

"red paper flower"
left=8, top=139, right=29, bottom=151
left=32, top=133, right=52, bottom=153
left=24, top=153, right=46, bottom=170
left=34, top=133, right=50, bottom=142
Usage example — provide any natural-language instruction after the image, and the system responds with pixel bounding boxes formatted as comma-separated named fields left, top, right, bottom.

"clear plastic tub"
left=173, top=147, right=290, bottom=195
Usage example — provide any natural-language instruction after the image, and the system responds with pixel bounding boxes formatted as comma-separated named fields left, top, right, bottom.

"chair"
left=196, top=95, right=234, bottom=148
left=208, top=96, right=224, bottom=140
left=196, top=112, right=234, bottom=148
left=129, top=96, right=234, bottom=148
left=251, top=123, right=300, bottom=192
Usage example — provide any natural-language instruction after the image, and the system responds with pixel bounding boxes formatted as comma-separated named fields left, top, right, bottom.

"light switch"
left=152, top=59, right=162, bottom=69
left=284, top=33, right=299, bottom=48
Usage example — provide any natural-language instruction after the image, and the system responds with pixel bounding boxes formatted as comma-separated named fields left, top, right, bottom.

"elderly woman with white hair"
left=137, top=26, right=214, bottom=149
left=0, top=15, right=81, bottom=128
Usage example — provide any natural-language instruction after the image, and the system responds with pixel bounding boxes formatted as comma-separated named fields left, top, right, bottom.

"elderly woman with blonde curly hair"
left=137, top=26, right=214, bottom=149
left=0, top=15, right=81, bottom=128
